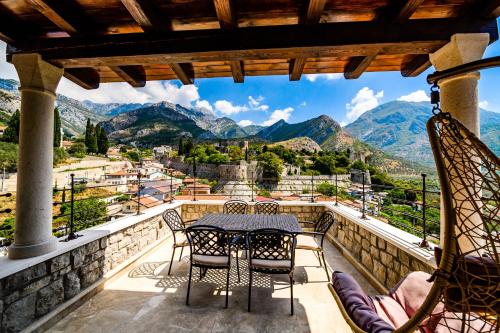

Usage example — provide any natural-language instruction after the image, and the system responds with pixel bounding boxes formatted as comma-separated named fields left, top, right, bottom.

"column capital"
left=430, top=33, right=490, bottom=71
left=12, top=53, right=63, bottom=96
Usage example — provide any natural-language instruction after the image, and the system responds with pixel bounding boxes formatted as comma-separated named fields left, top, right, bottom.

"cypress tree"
left=2, top=110, right=20, bottom=143
left=96, top=125, right=109, bottom=155
left=178, top=136, right=184, bottom=156
left=87, top=124, right=98, bottom=154
left=53, top=107, right=61, bottom=147
left=84, top=118, right=92, bottom=150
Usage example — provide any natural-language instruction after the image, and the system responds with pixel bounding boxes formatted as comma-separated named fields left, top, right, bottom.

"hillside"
left=256, top=115, right=341, bottom=144
left=270, top=137, right=322, bottom=152
left=345, top=101, right=500, bottom=166
left=0, top=78, right=107, bottom=135
left=99, top=102, right=213, bottom=145
left=242, top=125, right=265, bottom=135
left=211, top=117, right=248, bottom=139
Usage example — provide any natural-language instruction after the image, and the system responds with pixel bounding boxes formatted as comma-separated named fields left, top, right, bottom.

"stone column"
left=429, top=33, right=489, bottom=252
left=8, top=54, right=64, bottom=259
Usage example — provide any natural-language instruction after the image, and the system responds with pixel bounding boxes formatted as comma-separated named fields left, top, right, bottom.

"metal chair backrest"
left=162, top=209, right=186, bottom=232
left=255, top=201, right=279, bottom=215
left=247, top=228, right=295, bottom=268
left=223, top=200, right=248, bottom=214
left=315, top=211, right=336, bottom=234
left=186, top=225, right=230, bottom=257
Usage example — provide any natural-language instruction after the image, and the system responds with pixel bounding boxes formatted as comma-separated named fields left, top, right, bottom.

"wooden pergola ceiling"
left=2, top=0, right=499, bottom=89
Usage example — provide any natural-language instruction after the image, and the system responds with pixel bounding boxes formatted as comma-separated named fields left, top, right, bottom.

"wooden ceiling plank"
left=109, top=65, right=146, bottom=87
left=229, top=60, right=244, bottom=83
left=120, top=0, right=161, bottom=32
left=386, top=0, right=426, bottom=23
left=170, top=63, right=194, bottom=84
left=301, top=0, right=327, bottom=25
left=400, top=54, right=431, bottom=77
left=64, top=68, right=100, bottom=89
left=213, top=0, right=236, bottom=30
left=289, top=57, right=307, bottom=81
left=25, top=0, right=78, bottom=34
left=479, top=0, right=500, bottom=18
left=344, top=55, right=377, bottom=79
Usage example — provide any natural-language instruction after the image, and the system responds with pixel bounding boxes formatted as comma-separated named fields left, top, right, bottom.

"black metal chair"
left=297, top=211, right=336, bottom=281
left=255, top=201, right=280, bottom=215
left=223, top=199, right=248, bottom=214
left=185, top=225, right=233, bottom=308
left=162, top=208, right=195, bottom=275
left=247, top=228, right=296, bottom=315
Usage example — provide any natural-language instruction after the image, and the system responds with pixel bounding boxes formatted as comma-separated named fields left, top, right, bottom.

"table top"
left=192, top=214, right=302, bottom=233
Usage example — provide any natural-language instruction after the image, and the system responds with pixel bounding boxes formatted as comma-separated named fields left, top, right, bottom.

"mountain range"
left=0, top=77, right=498, bottom=170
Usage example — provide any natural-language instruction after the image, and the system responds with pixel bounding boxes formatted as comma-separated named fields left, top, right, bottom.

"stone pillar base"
left=8, top=236, right=58, bottom=259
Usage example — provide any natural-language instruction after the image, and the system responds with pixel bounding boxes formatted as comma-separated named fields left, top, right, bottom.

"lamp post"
left=192, top=156, right=197, bottom=202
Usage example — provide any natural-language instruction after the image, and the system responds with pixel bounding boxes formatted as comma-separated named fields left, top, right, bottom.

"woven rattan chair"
left=255, top=201, right=280, bottom=215
left=162, top=209, right=195, bottom=275
left=328, top=111, right=499, bottom=332
left=223, top=199, right=248, bottom=214
left=247, top=228, right=296, bottom=315
left=297, top=211, right=336, bottom=281
left=185, top=225, right=233, bottom=308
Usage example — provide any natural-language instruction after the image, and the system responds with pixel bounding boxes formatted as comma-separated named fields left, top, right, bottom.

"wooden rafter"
left=401, top=54, right=431, bottom=77
left=344, top=55, right=377, bottom=79
left=170, top=63, right=194, bottom=85
left=64, top=68, right=100, bottom=90
left=25, top=0, right=77, bottom=34
left=478, top=0, right=500, bottom=18
left=290, top=0, right=327, bottom=81
left=12, top=18, right=496, bottom=68
left=120, top=0, right=164, bottom=32
left=229, top=61, right=244, bottom=83
left=384, top=0, right=426, bottom=23
left=213, top=0, right=236, bottom=30
left=109, top=65, right=146, bottom=87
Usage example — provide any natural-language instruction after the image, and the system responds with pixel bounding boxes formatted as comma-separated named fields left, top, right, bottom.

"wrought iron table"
left=192, top=214, right=302, bottom=234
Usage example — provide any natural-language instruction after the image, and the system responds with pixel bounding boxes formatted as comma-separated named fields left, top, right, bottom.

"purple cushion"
left=332, top=271, right=394, bottom=333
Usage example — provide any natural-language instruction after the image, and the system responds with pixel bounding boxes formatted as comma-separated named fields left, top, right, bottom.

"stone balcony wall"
left=326, top=207, right=435, bottom=290
left=0, top=205, right=176, bottom=333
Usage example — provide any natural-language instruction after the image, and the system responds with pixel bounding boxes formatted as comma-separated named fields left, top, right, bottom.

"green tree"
left=2, top=110, right=20, bottom=143
left=207, top=152, right=229, bottom=165
left=312, top=154, right=337, bottom=175
left=227, top=145, right=243, bottom=161
left=53, top=147, right=68, bottom=166
left=53, top=107, right=61, bottom=148
left=350, top=160, right=368, bottom=171
left=257, top=152, right=283, bottom=180
left=87, top=124, right=98, bottom=154
left=183, top=138, right=194, bottom=156
left=60, top=198, right=107, bottom=230
left=84, top=118, right=92, bottom=149
left=178, top=136, right=184, bottom=155
left=95, top=125, right=109, bottom=155
left=0, top=141, right=18, bottom=172
left=68, top=142, right=86, bottom=158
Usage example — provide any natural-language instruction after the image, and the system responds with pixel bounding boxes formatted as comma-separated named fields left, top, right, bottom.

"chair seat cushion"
left=296, top=234, right=320, bottom=250
left=175, top=235, right=189, bottom=247
left=332, top=271, right=394, bottom=333
left=389, top=271, right=437, bottom=318
left=251, top=259, right=291, bottom=270
left=192, top=254, right=229, bottom=266
left=371, top=295, right=410, bottom=330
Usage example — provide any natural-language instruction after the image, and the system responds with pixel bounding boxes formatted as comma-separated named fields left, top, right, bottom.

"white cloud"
left=248, top=95, right=269, bottom=111
left=305, top=73, right=343, bottom=82
left=479, top=100, right=490, bottom=110
left=262, top=107, right=294, bottom=126
left=214, top=100, right=249, bottom=115
left=194, top=99, right=214, bottom=113
left=238, top=119, right=253, bottom=127
left=300, top=101, right=307, bottom=107
left=397, top=90, right=430, bottom=103
left=345, top=87, right=384, bottom=123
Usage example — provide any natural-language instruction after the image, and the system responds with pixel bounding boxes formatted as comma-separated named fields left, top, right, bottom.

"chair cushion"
left=389, top=271, right=436, bottom=318
left=332, top=271, right=394, bottom=333
left=296, top=234, right=320, bottom=250
left=251, top=259, right=291, bottom=270
left=175, top=235, right=189, bottom=247
left=192, top=254, right=229, bottom=266
left=371, top=295, right=410, bottom=330
left=433, top=312, right=495, bottom=333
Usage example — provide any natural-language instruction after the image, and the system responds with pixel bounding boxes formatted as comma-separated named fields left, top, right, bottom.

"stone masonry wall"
left=327, top=211, right=435, bottom=289
left=0, top=213, right=170, bottom=332
left=181, top=202, right=325, bottom=223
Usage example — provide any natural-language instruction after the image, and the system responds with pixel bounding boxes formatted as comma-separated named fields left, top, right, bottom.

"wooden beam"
left=0, top=4, right=41, bottom=44
left=120, top=0, right=164, bottom=32
left=401, top=54, right=431, bottom=77
left=229, top=61, right=244, bottom=83
left=213, top=0, right=236, bottom=30
left=170, top=63, right=194, bottom=85
left=477, top=0, right=500, bottom=18
left=11, top=18, right=498, bottom=68
left=64, top=68, right=100, bottom=89
left=25, top=0, right=77, bottom=34
left=344, top=55, right=377, bottom=79
left=301, top=0, right=327, bottom=25
left=383, top=0, right=425, bottom=23
left=109, top=65, right=146, bottom=87
left=289, top=58, right=307, bottom=81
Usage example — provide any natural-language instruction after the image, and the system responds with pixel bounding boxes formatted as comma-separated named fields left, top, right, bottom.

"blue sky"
left=1, top=31, right=499, bottom=127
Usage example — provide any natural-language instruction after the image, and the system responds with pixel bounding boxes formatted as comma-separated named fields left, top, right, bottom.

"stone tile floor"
left=47, top=236, right=376, bottom=333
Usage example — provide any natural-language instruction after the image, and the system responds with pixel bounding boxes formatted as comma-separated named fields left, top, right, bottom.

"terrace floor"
left=46, top=235, right=376, bottom=333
